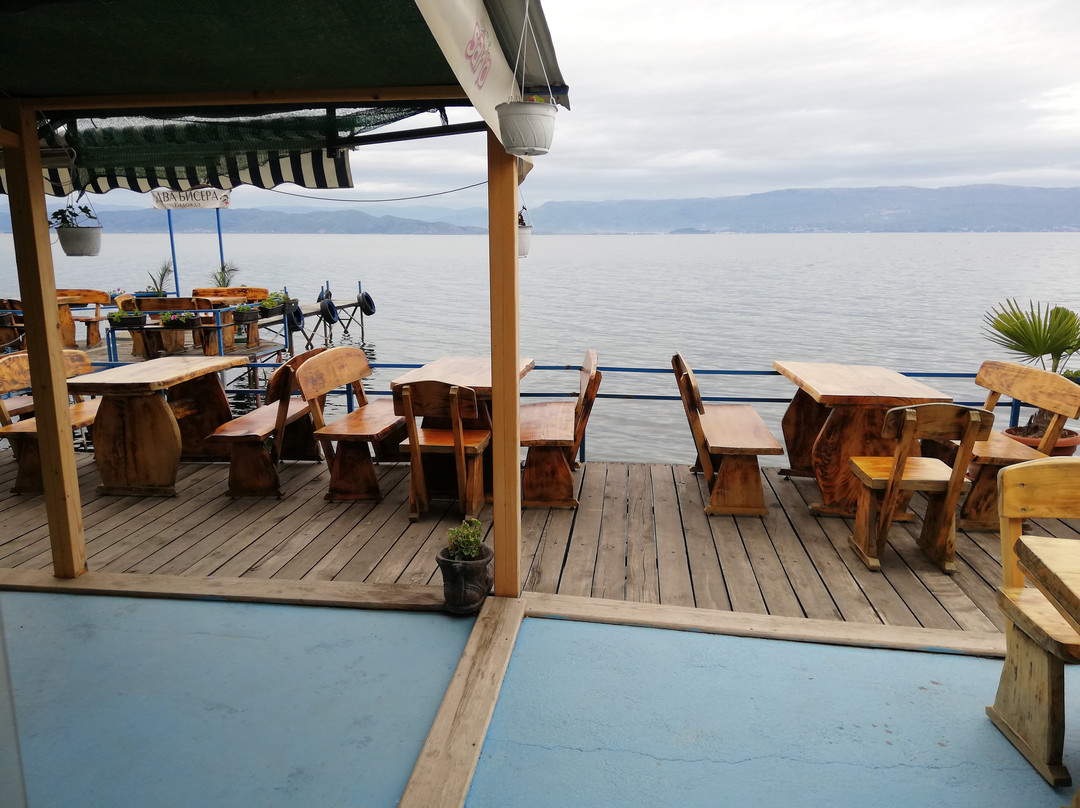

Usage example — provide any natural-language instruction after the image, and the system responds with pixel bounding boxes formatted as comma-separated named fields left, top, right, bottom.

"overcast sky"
left=229, top=0, right=1080, bottom=210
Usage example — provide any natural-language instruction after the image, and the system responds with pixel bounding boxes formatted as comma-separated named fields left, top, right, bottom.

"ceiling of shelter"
left=0, top=1, right=459, bottom=102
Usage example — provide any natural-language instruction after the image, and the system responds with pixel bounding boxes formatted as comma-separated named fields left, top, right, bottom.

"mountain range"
left=3, top=185, right=1079, bottom=235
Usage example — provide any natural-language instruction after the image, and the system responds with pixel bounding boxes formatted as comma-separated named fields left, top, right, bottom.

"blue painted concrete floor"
left=468, top=618, right=1080, bottom=808
left=0, top=592, right=474, bottom=808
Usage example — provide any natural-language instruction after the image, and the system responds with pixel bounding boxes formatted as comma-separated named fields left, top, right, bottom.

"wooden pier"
left=2, top=448, right=1071, bottom=647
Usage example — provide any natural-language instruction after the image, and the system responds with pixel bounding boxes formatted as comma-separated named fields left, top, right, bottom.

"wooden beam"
left=486, top=128, right=522, bottom=598
left=0, top=128, right=19, bottom=149
left=400, top=596, right=525, bottom=808
left=24, top=85, right=469, bottom=112
left=0, top=100, right=86, bottom=579
left=524, top=593, right=1008, bottom=658
left=0, top=569, right=445, bottom=610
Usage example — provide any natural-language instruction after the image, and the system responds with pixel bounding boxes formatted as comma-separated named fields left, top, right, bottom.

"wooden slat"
left=400, top=596, right=525, bottom=808
left=557, top=462, right=605, bottom=597
left=650, top=464, right=695, bottom=607
left=592, top=462, right=628, bottom=600
left=675, top=466, right=731, bottom=610
left=625, top=464, right=659, bottom=604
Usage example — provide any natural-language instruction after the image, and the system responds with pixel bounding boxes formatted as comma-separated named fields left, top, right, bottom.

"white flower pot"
left=496, top=102, right=556, bottom=157
left=518, top=225, right=532, bottom=258
left=56, top=226, right=102, bottom=256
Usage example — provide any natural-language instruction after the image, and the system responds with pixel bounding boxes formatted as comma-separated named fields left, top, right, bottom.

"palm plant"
left=984, top=299, right=1080, bottom=434
left=145, top=260, right=174, bottom=295
left=208, top=261, right=239, bottom=287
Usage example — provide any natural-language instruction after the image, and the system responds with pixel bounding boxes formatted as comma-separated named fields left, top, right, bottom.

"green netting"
left=39, top=105, right=439, bottom=184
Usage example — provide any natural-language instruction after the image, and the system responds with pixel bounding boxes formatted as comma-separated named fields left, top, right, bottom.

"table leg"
left=811, top=404, right=909, bottom=517
left=168, top=374, right=234, bottom=460
left=92, top=393, right=182, bottom=496
left=780, top=388, right=829, bottom=477
left=522, top=446, right=577, bottom=508
left=58, top=305, right=76, bottom=349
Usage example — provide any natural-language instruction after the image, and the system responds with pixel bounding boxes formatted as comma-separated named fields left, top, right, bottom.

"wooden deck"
left=2, top=446, right=1075, bottom=643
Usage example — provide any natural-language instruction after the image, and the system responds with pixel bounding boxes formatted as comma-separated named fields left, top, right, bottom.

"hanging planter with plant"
left=518, top=206, right=533, bottom=258
left=495, top=1, right=558, bottom=157
left=49, top=202, right=102, bottom=257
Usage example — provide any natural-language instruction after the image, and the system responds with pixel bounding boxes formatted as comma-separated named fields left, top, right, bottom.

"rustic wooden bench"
left=191, top=286, right=270, bottom=303
left=117, top=295, right=233, bottom=358
left=519, top=348, right=602, bottom=507
left=206, top=348, right=326, bottom=497
left=848, top=403, right=993, bottom=573
left=672, top=352, right=783, bottom=515
left=986, top=457, right=1080, bottom=787
left=56, top=288, right=112, bottom=348
left=928, top=360, right=1080, bottom=531
left=294, top=346, right=406, bottom=501
left=0, top=349, right=100, bottom=492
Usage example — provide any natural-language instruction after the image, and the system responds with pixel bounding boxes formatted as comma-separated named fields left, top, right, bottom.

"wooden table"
left=773, top=361, right=952, bottom=516
left=391, top=356, right=534, bottom=499
left=68, top=355, right=248, bottom=495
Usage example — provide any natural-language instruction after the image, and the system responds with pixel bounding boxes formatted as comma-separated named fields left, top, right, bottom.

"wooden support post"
left=0, top=101, right=86, bottom=578
left=486, top=128, right=522, bottom=598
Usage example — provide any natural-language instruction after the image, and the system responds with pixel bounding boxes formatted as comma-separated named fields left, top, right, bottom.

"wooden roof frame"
left=0, top=20, right=543, bottom=596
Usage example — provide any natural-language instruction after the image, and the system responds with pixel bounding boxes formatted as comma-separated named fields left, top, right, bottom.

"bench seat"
left=315, top=398, right=404, bottom=442
left=0, top=398, right=100, bottom=493
left=1, top=394, right=35, bottom=424
left=520, top=401, right=574, bottom=447
left=211, top=398, right=311, bottom=441
left=699, top=405, right=784, bottom=455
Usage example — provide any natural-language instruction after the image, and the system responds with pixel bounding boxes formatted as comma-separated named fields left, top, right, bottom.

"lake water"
left=2, top=231, right=1077, bottom=463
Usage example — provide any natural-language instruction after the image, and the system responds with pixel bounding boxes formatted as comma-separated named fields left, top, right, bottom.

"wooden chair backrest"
left=265, top=347, right=328, bottom=403
left=976, top=360, right=1080, bottom=453
left=131, top=296, right=213, bottom=313
left=293, top=346, right=373, bottom=430
left=115, top=294, right=137, bottom=312
left=191, top=287, right=270, bottom=303
left=0, top=349, right=95, bottom=424
left=399, top=380, right=481, bottom=421
left=572, top=349, right=602, bottom=457
left=877, top=403, right=994, bottom=539
left=56, top=289, right=111, bottom=306
left=998, top=457, right=1080, bottom=589
left=671, top=353, right=716, bottom=484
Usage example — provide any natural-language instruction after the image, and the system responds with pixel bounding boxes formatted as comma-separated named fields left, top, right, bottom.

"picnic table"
left=67, top=355, right=248, bottom=495
left=772, top=360, right=952, bottom=516
left=391, top=356, right=534, bottom=500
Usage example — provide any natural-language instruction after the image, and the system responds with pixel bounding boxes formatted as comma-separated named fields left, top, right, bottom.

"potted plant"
left=259, top=291, right=287, bottom=318
left=160, top=310, right=198, bottom=328
left=233, top=303, right=260, bottom=324
left=49, top=203, right=102, bottom=256
left=208, top=261, right=240, bottom=287
left=518, top=207, right=533, bottom=258
left=984, top=298, right=1080, bottom=452
left=143, top=260, right=174, bottom=296
left=436, top=517, right=494, bottom=615
left=107, top=307, right=146, bottom=328
left=496, top=95, right=557, bottom=157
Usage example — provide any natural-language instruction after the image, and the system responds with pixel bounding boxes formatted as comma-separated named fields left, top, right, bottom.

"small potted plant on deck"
left=161, top=310, right=199, bottom=328
left=436, top=517, right=494, bottom=615
left=984, top=298, right=1080, bottom=453
left=233, top=303, right=260, bottom=324
left=49, top=203, right=102, bottom=256
left=259, top=291, right=287, bottom=318
left=107, top=306, right=146, bottom=329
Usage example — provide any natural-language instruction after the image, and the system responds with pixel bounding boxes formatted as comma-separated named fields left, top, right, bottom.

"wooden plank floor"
left=2, top=447, right=1078, bottom=635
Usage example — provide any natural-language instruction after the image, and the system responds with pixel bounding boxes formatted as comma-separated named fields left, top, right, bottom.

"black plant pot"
left=162, top=318, right=198, bottom=328
left=259, top=305, right=283, bottom=319
left=436, top=545, right=494, bottom=615
left=233, top=310, right=260, bottom=324
left=111, top=315, right=146, bottom=328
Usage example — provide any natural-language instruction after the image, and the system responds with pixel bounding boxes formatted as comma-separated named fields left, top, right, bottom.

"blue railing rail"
left=75, top=359, right=1032, bottom=462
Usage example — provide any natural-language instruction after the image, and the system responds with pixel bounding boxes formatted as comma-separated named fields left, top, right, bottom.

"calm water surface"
left=2, top=231, right=1077, bottom=463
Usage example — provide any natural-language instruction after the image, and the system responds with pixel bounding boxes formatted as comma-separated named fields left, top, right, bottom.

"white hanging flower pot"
left=56, top=225, right=102, bottom=257
left=518, top=225, right=533, bottom=258
left=496, top=101, right=556, bottom=157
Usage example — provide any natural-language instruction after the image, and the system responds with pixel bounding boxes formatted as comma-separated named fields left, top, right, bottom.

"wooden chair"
left=986, top=457, right=1080, bottom=787
left=399, top=381, right=491, bottom=522
left=294, top=346, right=406, bottom=501
left=0, top=349, right=100, bottom=492
left=848, top=403, right=993, bottom=573
left=56, top=288, right=111, bottom=348
left=929, top=361, right=1080, bottom=531
left=519, top=348, right=602, bottom=507
left=0, top=298, right=24, bottom=351
left=671, top=352, right=783, bottom=515
left=206, top=347, right=326, bottom=497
